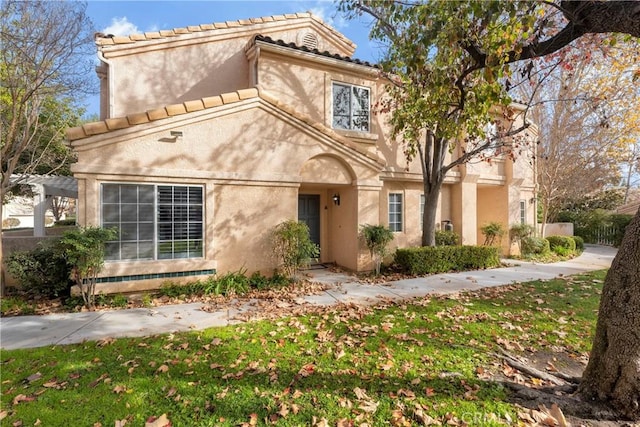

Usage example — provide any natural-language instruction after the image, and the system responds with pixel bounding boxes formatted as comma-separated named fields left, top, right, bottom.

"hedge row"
left=394, top=245, right=501, bottom=275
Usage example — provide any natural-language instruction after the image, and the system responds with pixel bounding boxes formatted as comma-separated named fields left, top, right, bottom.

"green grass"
left=0, top=270, right=607, bottom=426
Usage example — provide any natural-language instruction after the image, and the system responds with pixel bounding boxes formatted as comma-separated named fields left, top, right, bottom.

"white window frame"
left=332, top=82, right=370, bottom=132
left=520, top=200, right=527, bottom=224
left=101, top=183, right=204, bottom=262
left=389, top=193, right=403, bottom=232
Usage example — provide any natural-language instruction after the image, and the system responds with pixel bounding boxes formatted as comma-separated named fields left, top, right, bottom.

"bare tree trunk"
left=578, top=207, right=640, bottom=419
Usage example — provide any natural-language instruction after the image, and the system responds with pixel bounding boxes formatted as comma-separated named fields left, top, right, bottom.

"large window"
left=389, top=193, right=403, bottom=232
left=520, top=200, right=527, bottom=224
left=102, top=183, right=203, bottom=261
left=332, top=82, right=370, bottom=132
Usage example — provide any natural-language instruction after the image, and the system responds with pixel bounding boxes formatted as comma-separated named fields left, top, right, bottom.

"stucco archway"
left=298, top=155, right=359, bottom=268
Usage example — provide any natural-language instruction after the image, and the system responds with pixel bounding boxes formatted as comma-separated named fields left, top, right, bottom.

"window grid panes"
left=102, top=184, right=155, bottom=261
left=102, top=184, right=203, bottom=261
left=157, top=186, right=203, bottom=260
left=389, top=193, right=403, bottom=232
left=520, top=200, right=527, bottom=224
left=332, top=83, right=370, bottom=132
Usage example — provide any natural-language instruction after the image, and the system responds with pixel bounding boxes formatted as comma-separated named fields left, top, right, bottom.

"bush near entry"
left=546, top=235, right=576, bottom=256
left=394, top=245, right=500, bottom=275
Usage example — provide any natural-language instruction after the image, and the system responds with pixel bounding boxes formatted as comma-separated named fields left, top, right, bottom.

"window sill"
left=333, top=129, right=379, bottom=144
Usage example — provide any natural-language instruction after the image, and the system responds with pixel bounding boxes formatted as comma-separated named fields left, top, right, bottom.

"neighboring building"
left=66, top=13, right=537, bottom=292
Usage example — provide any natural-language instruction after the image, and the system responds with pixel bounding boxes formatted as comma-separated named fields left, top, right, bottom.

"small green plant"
left=6, top=240, right=72, bottom=298
left=141, top=293, right=154, bottom=307
left=58, top=226, right=118, bottom=309
left=546, top=235, right=576, bottom=256
left=271, top=220, right=319, bottom=278
left=109, top=294, right=129, bottom=308
left=572, top=235, right=584, bottom=252
left=0, top=296, right=36, bottom=316
left=360, top=224, right=394, bottom=275
left=481, top=222, right=505, bottom=246
left=210, top=270, right=250, bottom=296
left=435, top=229, right=460, bottom=246
left=509, top=223, right=534, bottom=255
left=521, top=236, right=550, bottom=256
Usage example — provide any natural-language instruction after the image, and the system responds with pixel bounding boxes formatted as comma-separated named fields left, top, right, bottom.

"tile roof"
left=94, top=12, right=356, bottom=50
left=251, top=34, right=379, bottom=69
left=66, top=87, right=385, bottom=167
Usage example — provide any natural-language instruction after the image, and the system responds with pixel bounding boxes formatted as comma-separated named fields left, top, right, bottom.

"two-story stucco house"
left=66, top=13, right=537, bottom=293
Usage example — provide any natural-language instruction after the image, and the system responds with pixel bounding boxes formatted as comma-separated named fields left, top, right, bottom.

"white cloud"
left=102, top=17, right=140, bottom=36
left=308, top=3, right=348, bottom=29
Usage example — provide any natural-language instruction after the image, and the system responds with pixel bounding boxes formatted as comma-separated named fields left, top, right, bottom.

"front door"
left=298, top=194, right=320, bottom=247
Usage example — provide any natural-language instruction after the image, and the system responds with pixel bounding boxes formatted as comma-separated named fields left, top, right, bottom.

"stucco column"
left=354, top=185, right=382, bottom=271
left=30, top=184, right=47, bottom=237
left=451, top=174, right=479, bottom=245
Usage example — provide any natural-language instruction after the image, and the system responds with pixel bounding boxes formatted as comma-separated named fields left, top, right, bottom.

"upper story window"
left=332, top=82, right=370, bottom=132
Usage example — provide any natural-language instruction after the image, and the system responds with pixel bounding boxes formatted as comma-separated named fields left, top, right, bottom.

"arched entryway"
left=298, top=155, right=356, bottom=267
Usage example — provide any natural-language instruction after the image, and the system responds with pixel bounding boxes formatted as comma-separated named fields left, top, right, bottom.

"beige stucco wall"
left=100, top=18, right=354, bottom=119
left=71, top=96, right=383, bottom=288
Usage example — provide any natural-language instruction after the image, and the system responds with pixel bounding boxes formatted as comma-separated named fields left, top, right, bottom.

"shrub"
left=435, top=230, right=460, bottom=246
left=510, top=224, right=534, bottom=254
left=521, top=236, right=550, bottom=256
left=206, top=270, right=251, bottom=296
left=54, top=218, right=77, bottom=226
left=249, top=271, right=291, bottom=290
left=546, top=235, right=576, bottom=255
left=272, top=220, right=319, bottom=278
left=572, top=235, right=584, bottom=252
left=394, top=245, right=500, bottom=275
left=58, top=226, right=118, bottom=308
left=360, top=224, right=394, bottom=275
left=480, top=222, right=505, bottom=246
left=5, top=241, right=72, bottom=298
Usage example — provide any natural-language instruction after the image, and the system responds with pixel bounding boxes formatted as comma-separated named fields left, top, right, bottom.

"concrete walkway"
left=0, top=245, right=616, bottom=350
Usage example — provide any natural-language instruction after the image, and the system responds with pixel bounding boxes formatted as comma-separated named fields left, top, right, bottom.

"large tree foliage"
left=519, top=39, right=640, bottom=228
left=0, top=0, right=95, bottom=291
left=341, top=0, right=640, bottom=419
left=341, top=0, right=538, bottom=246
left=0, top=0, right=94, bottom=198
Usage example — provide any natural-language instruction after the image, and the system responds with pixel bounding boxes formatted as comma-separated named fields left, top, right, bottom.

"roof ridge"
left=250, top=34, right=379, bottom=69
left=95, top=12, right=355, bottom=49
left=65, top=86, right=385, bottom=167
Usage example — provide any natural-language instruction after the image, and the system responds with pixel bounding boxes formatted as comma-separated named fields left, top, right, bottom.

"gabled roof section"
left=95, top=12, right=356, bottom=54
left=66, top=87, right=385, bottom=168
left=249, top=35, right=379, bottom=69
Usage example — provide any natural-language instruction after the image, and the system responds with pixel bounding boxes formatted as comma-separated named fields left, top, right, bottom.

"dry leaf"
left=145, top=414, right=171, bottom=427
left=156, top=365, right=169, bottom=374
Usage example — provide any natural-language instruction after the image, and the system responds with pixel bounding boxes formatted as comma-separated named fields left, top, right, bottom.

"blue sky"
left=83, top=0, right=382, bottom=116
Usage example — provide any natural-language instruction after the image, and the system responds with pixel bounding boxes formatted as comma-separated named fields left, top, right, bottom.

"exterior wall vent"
left=301, top=32, right=318, bottom=50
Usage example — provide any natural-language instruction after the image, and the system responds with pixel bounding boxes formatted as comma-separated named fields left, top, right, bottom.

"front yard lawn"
left=0, top=271, right=606, bottom=426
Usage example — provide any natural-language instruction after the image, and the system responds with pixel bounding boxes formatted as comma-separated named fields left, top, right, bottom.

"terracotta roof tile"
left=65, top=87, right=385, bottom=167
left=147, top=107, right=169, bottom=121
left=184, top=100, right=205, bottom=112
left=127, top=112, right=150, bottom=125
left=83, top=121, right=109, bottom=136
left=202, top=95, right=223, bottom=108
left=95, top=13, right=355, bottom=51
left=105, top=117, right=129, bottom=130
left=221, top=92, right=240, bottom=104
left=165, top=103, right=187, bottom=116
left=250, top=35, right=379, bottom=69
